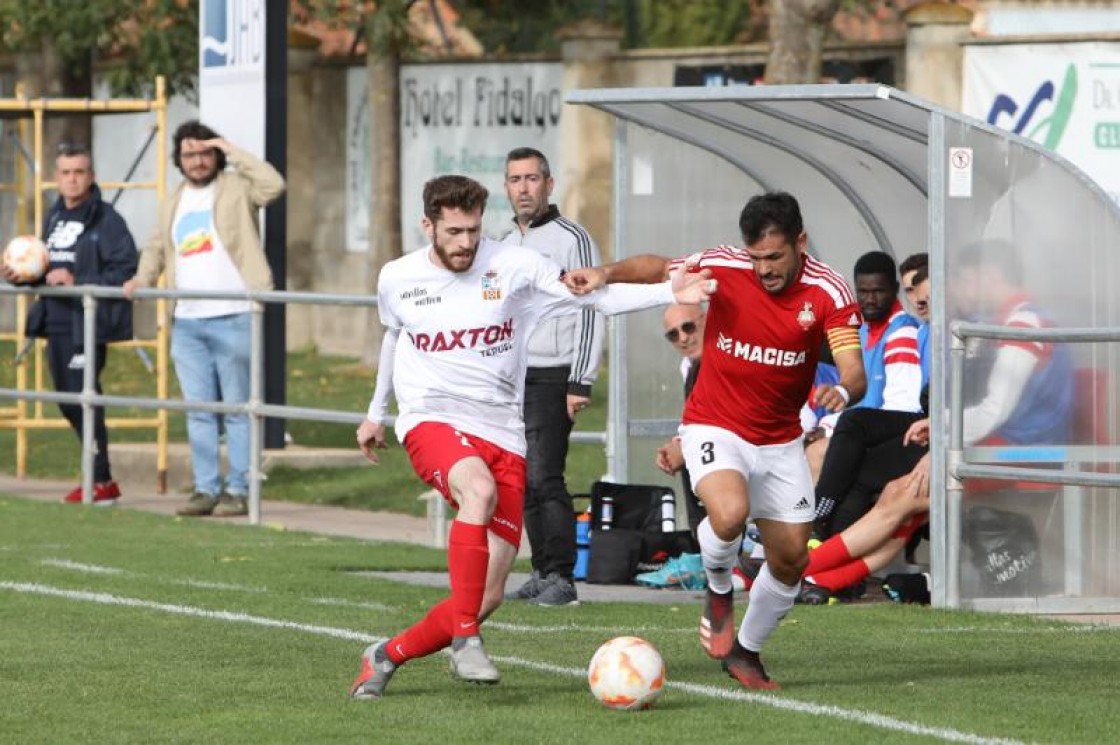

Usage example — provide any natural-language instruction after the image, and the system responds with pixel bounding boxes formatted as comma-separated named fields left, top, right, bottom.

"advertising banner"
left=962, top=42, right=1120, bottom=203
left=347, top=61, right=563, bottom=253
left=199, top=0, right=266, bottom=158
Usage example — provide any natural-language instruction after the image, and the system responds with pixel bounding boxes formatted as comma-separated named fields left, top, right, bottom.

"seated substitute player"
left=348, top=175, right=715, bottom=700
left=565, top=191, right=866, bottom=690
left=802, top=236, right=1078, bottom=601
left=784, top=451, right=931, bottom=602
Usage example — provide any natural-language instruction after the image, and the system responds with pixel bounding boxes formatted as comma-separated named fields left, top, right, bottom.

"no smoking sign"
left=949, top=146, right=973, bottom=198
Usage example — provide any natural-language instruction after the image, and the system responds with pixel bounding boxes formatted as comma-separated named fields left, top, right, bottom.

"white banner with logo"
left=342, top=61, right=563, bottom=255
left=199, top=0, right=266, bottom=158
left=962, top=42, right=1120, bottom=203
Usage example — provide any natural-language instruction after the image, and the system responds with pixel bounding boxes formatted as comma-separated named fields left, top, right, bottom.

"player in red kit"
left=565, top=192, right=866, bottom=689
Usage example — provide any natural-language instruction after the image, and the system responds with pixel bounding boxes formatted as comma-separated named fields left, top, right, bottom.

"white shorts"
left=679, top=424, right=815, bottom=523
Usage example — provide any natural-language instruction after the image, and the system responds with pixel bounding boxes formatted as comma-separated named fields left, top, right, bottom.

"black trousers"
left=522, top=366, right=577, bottom=579
left=681, top=467, right=707, bottom=537
left=46, top=333, right=111, bottom=483
left=815, top=407, right=926, bottom=538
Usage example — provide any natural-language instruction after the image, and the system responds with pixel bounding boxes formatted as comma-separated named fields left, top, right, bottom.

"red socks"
left=803, top=533, right=865, bottom=593
left=806, top=557, right=871, bottom=592
left=447, top=520, right=489, bottom=638
left=804, top=535, right=852, bottom=576
left=385, top=600, right=454, bottom=665
left=384, top=520, right=491, bottom=666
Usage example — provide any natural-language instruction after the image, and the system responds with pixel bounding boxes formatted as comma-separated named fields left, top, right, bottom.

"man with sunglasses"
left=3, top=142, right=138, bottom=504
left=124, top=121, right=284, bottom=518
left=654, top=304, right=707, bottom=535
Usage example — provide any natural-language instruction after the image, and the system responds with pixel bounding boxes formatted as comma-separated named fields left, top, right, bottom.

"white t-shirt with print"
left=172, top=184, right=251, bottom=318
left=375, top=238, right=673, bottom=456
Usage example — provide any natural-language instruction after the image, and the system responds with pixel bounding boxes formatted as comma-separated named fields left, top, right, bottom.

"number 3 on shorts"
left=700, top=441, right=715, bottom=464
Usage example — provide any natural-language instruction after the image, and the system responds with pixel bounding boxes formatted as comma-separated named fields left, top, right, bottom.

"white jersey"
left=375, top=238, right=673, bottom=455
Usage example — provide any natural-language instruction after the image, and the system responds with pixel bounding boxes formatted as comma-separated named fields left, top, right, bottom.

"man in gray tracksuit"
left=501, top=147, right=604, bottom=606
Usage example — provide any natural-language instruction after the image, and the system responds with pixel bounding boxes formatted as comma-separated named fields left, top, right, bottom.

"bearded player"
left=565, top=192, right=866, bottom=689
left=349, top=175, right=715, bottom=699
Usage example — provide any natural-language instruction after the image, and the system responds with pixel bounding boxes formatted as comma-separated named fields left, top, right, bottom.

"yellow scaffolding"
left=0, top=77, right=170, bottom=491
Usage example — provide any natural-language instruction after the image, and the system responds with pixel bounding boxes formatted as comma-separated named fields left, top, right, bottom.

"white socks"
left=697, top=517, right=742, bottom=595
left=740, top=562, right=799, bottom=652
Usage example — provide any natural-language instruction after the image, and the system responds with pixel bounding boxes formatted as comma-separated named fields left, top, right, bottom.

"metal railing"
left=944, top=320, right=1120, bottom=608
left=0, top=283, right=607, bottom=528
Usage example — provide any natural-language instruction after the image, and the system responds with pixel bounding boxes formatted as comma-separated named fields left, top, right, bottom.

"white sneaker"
left=449, top=635, right=500, bottom=683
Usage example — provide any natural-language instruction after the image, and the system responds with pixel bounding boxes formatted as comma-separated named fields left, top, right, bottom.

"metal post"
left=606, top=119, right=629, bottom=483
left=946, top=322, right=966, bottom=607
left=81, top=292, right=98, bottom=504
left=248, top=301, right=265, bottom=525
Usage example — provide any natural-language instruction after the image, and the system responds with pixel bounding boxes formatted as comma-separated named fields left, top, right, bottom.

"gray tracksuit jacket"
left=503, top=205, right=605, bottom=396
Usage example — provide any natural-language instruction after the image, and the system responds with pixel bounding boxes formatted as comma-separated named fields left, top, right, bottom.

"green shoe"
left=212, top=492, right=248, bottom=518
left=177, top=492, right=218, bottom=517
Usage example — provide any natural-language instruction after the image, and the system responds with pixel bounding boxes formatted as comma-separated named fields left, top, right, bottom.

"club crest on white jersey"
left=481, top=269, right=502, bottom=300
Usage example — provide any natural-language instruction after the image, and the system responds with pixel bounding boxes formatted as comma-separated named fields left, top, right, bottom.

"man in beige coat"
left=124, top=120, right=284, bottom=517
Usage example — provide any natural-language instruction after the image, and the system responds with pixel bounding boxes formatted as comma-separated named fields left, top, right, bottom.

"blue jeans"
left=171, top=313, right=252, bottom=496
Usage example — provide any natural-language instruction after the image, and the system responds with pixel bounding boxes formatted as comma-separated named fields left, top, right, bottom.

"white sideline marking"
left=487, top=621, right=690, bottom=635
left=1, top=580, right=1022, bottom=744
left=39, top=558, right=266, bottom=593
left=3, top=581, right=376, bottom=643
left=305, top=597, right=393, bottom=612
left=41, top=559, right=125, bottom=575
left=172, top=579, right=267, bottom=593
left=921, top=625, right=1118, bottom=634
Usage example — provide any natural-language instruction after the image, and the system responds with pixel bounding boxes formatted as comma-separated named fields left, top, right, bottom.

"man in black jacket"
left=3, top=142, right=138, bottom=503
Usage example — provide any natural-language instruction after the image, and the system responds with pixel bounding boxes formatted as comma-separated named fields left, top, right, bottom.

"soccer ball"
left=587, top=636, right=666, bottom=710
left=3, top=235, right=49, bottom=282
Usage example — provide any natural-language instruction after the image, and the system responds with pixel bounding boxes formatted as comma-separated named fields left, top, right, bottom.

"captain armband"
left=826, top=326, right=861, bottom=356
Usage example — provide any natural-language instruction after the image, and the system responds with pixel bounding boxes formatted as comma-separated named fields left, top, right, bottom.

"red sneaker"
left=722, top=640, right=781, bottom=690
left=700, top=588, right=735, bottom=659
left=63, top=481, right=121, bottom=505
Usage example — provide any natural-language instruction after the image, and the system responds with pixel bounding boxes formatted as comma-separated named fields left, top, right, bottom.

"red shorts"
left=402, top=421, right=526, bottom=548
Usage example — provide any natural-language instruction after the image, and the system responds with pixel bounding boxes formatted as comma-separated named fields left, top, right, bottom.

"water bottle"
left=660, top=493, right=676, bottom=532
left=601, top=495, right=614, bottom=531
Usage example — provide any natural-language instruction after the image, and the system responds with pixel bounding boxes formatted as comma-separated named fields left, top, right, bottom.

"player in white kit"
left=349, top=175, right=715, bottom=699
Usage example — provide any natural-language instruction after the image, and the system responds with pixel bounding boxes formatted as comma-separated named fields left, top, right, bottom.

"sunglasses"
left=664, top=320, right=698, bottom=343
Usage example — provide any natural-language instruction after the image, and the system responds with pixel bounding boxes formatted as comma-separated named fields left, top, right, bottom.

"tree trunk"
left=764, top=0, right=839, bottom=84
left=27, top=39, right=94, bottom=156
left=364, top=32, right=403, bottom=365
left=13, top=41, right=93, bottom=232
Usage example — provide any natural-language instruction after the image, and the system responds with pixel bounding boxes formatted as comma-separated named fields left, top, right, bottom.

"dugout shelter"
left=568, top=84, right=1120, bottom=613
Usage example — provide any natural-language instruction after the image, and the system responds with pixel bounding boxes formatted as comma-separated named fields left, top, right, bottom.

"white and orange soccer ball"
left=3, top=235, right=49, bottom=283
left=587, top=636, right=666, bottom=711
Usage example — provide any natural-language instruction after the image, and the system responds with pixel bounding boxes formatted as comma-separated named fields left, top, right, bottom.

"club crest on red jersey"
left=796, top=302, right=816, bottom=330
left=482, top=270, right=502, bottom=300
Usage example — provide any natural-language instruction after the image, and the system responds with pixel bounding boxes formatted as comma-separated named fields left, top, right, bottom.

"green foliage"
left=455, top=0, right=756, bottom=54
left=1, top=498, right=1119, bottom=744
left=0, top=0, right=198, bottom=100
left=632, top=0, right=752, bottom=48
left=458, top=0, right=621, bottom=55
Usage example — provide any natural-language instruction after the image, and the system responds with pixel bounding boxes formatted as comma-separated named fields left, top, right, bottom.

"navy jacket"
left=25, top=184, right=138, bottom=346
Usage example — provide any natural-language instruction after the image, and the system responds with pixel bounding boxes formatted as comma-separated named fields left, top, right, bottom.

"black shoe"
left=722, top=640, right=780, bottom=690
left=505, top=571, right=547, bottom=600
left=700, top=588, right=735, bottom=658
left=530, top=573, right=579, bottom=606
left=882, top=573, right=931, bottom=604
left=833, top=579, right=867, bottom=603
left=797, top=580, right=832, bottom=605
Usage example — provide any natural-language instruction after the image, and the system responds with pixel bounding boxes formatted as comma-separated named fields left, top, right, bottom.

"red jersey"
left=675, top=246, right=861, bottom=445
